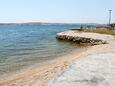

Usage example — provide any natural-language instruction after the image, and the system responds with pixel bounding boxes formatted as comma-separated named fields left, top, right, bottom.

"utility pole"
left=109, top=10, right=112, bottom=26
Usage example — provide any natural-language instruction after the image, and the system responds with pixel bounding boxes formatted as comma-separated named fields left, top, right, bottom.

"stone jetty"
left=56, top=30, right=107, bottom=45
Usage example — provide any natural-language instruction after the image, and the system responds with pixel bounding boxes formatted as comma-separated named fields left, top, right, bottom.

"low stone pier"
left=56, top=30, right=107, bottom=45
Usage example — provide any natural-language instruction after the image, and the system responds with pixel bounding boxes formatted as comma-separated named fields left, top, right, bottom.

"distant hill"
left=0, top=22, right=102, bottom=26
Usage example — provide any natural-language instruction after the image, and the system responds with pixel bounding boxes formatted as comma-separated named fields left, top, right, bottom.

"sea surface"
left=0, top=25, right=91, bottom=76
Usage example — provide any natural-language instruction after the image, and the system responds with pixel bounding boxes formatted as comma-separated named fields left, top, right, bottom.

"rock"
left=56, top=31, right=107, bottom=45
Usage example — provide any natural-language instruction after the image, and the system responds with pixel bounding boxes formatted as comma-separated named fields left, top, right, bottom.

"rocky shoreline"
left=56, top=30, right=107, bottom=45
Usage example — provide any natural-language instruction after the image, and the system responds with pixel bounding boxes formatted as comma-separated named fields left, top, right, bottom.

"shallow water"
left=0, top=25, right=85, bottom=75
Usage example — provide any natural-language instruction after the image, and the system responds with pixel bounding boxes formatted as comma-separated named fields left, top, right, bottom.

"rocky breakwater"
left=56, top=30, right=107, bottom=45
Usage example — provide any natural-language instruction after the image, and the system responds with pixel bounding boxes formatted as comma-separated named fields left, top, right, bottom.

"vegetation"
left=78, top=29, right=115, bottom=36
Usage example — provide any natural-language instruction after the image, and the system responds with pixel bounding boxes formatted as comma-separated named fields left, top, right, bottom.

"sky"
left=0, top=0, right=114, bottom=24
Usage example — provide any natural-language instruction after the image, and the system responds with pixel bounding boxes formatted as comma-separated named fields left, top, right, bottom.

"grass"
left=78, top=29, right=115, bottom=36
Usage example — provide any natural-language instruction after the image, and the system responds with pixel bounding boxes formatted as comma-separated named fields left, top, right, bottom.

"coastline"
left=0, top=30, right=115, bottom=86
left=47, top=44, right=115, bottom=86
left=47, top=31, right=115, bottom=86
left=0, top=46, right=87, bottom=86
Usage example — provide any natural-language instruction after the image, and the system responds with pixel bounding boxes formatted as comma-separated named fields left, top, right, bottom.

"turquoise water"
left=0, top=25, right=82, bottom=75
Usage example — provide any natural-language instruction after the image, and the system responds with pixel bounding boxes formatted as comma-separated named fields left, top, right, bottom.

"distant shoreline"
left=0, top=22, right=101, bottom=26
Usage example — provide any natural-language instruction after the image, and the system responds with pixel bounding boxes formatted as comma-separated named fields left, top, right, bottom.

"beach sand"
left=47, top=44, right=115, bottom=86
left=47, top=31, right=115, bottom=86
left=0, top=31, right=115, bottom=86
left=0, top=46, right=87, bottom=86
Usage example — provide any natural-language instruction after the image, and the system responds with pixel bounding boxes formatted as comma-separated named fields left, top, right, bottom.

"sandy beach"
left=0, top=30, right=115, bottom=86
left=47, top=31, right=115, bottom=86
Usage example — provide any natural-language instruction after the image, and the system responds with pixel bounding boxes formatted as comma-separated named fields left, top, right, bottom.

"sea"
left=0, top=25, right=94, bottom=76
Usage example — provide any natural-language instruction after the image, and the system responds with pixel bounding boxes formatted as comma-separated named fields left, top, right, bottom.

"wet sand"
left=0, top=47, right=87, bottom=86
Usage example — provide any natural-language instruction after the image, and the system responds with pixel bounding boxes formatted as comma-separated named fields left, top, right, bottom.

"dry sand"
left=0, top=30, right=115, bottom=86
left=47, top=31, right=115, bottom=86
left=47, top=47, right=115, bottom=86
